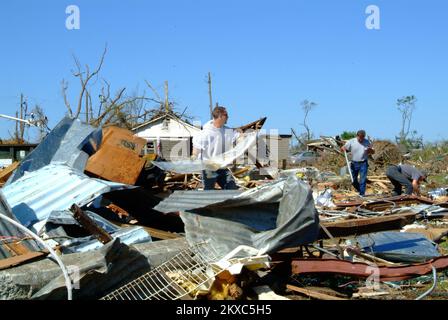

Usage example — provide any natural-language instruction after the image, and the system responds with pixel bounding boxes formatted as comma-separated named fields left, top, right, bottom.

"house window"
left=145, top=141, right=155, bottom=154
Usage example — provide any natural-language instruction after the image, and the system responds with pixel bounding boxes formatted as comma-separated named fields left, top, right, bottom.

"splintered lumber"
left=70, top=204, right=113, bottom=244
left=0, top=161, right=20, bottom=183
left=373, top=181, right=390, bottom=192
left=320, top=212, right=416, bottom=238
left=286, top=284, right=347, bottom=300
left=114, top=222, right=181, bottom=240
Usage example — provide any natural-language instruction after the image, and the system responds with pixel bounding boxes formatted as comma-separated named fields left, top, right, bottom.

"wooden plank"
left=0, top=161, right=19, bottom=182
left=320, top=212, right=416, bottom=238
left=0, top=251, right=46, bottom=270
left=3, top=241, right=31, bottom=255
left=70, top=204, right=113, bottom=244
left=373, top=181, right=390, bottom=191
left=286, top=284, right=347, bottom=300
left=114, top=222, right=181, bottom=240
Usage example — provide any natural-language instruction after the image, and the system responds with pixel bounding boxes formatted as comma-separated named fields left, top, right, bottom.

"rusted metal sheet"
left=85, top=126, right=146, bottom=185
left=320, top=212, right=416, bottom=238
left=291, top=256, right=448, bottom=282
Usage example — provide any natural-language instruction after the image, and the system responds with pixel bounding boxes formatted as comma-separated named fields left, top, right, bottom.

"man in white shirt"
left=341, top=130, right=375, bottom=196
left=192, top=106, right=239, bottom=190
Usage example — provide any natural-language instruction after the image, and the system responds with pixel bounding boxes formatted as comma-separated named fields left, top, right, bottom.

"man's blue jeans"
left=350, top=161, right=368, bottom=196
left=201, top=169, right=238, bottom=190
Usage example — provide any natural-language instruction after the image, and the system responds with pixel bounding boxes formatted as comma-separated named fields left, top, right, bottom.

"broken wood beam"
left=319, top=212, right=416, bottom=238
left=70, top=204, right=113, bottom=244
left=113, top=222, right=182, bottom=240
left=0, top=161, right=20, bottom=183
left=0, top=251, right=46, bottom=270
left=286, top=284, right=347, bottom=300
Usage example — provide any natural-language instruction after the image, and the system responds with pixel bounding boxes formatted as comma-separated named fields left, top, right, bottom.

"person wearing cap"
left=341, top=130, right=375, bottom=196
left=386, top=164, right=428, bottom=196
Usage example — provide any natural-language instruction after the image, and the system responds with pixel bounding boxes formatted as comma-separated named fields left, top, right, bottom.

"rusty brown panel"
left=291, top=256, right=448, bottom=282
left=85, top=126, right=146, bottom=185
left=320, top=212, right=416, bottom=238
left=0, top=251, right=46, bottom=270
left=3, top=241, right=31, bottom=255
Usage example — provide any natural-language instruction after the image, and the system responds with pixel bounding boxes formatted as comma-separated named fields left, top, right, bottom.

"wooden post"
left=164, top=81, right=169, bottom=113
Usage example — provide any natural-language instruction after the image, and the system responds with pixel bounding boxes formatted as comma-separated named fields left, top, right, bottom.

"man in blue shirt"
left=341, top=130, right=375, bottom=197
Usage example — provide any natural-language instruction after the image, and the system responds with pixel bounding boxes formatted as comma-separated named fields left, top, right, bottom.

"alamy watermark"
left=66, top=5, right=80, bottom=30
left=365, top=5, right=380, bottom=30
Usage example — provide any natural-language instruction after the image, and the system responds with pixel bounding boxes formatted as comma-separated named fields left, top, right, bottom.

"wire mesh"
left=101, top=242, right=223, bottom=300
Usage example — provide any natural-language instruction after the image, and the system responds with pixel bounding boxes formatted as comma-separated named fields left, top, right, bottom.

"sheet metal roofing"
left=2, top=163, right=130, bottom=232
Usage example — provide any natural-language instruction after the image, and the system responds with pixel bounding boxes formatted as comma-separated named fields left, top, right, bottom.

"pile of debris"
left=1, top=116, right=448, bottom=301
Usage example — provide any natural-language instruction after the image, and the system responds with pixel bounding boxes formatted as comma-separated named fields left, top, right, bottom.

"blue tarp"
left=356, top=231, right=441, bottom=263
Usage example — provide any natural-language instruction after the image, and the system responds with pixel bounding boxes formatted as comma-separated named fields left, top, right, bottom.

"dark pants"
left=350, top=161, right=368, bottom=196
left=386, top=165, right=413, bottom=195
left=201, top=169, right=238, bottom=190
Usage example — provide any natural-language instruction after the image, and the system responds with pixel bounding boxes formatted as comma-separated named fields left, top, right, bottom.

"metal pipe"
left=0, top=212, right=73, bottom=300
left=344, top=150, right=354, bottom=183
left=415, top=266, right=437, bottom=300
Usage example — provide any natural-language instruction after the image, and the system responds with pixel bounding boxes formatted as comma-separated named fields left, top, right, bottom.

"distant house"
left=132, top=113, right=201, bottom=160
left=132, top=113, right=292, bottom=167
left=259, top=134, right=292, bottom=168
left=0, top=143, right=37, bottom=168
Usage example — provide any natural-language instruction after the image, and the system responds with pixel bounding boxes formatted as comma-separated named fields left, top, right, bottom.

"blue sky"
left=0, top=0, right=447, bottom=142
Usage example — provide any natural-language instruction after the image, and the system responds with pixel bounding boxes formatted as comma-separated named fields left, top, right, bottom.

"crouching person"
left=386, top=164, right=428, bottom=196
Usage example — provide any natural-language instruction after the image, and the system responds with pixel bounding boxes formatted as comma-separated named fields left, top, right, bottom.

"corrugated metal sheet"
left=7, top=117, right=101, bottom=185
left=2, top=163, right=131, bottom=233
left=154, top=190, right=242, bottom=213
left=155, top=177, right=320, bottom=255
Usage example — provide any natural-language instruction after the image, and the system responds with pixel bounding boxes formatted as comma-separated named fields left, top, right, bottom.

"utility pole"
left=208, top=72, right=213, bottom=119
left=19, top=93, right=26, bottom=143
left=164, top=81, right=169, bottom=113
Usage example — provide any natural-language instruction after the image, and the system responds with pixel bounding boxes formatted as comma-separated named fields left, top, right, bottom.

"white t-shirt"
left=344, top=138, right=371, bottom=162
left=193, top=120, right=239, bottom=161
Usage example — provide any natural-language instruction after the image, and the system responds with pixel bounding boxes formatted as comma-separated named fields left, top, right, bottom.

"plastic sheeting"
left=152, top=131, right=258, bottom=174
left=356, top=231, right=441, bottom=263
left=154, top=176, right=320, bottom=255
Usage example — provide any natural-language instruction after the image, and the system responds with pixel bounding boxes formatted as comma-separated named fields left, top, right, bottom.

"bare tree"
left=30, top=104, right=49, bottom=142
left=61, top=46, right=152, bottom=128
left=300, top=99, right=317, bottom=144
left=396, top=95, right=417, bottom=145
